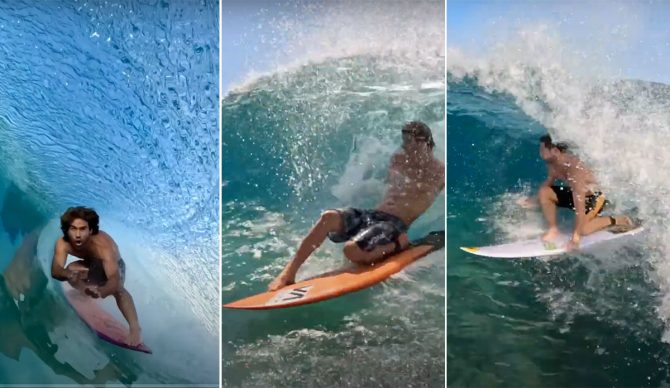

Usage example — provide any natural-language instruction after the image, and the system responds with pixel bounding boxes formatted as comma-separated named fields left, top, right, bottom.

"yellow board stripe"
left=461, top=247, right=480, bottom=253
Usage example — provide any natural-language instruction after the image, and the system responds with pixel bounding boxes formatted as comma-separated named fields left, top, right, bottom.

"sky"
left=448, top=0, right=670, bottom=84
left=220, top=0, right=444, bottom=94
left=222, top=1, right=670, bottom=89
left=221, top=1, right=286, bottom=93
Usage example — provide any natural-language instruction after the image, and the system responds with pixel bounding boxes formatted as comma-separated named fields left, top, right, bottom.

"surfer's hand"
left=268, top=273, right=295, bottom=292
left=268, top=278, right=285, bottom=292
left=566, top=238, right=580, bottom=252
left=85, top=286, right=100, bottom=298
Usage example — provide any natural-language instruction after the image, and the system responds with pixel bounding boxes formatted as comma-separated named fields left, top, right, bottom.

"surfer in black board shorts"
left=518, top=134, right=634, bottom=251
left=50, top=207, right=143, bottom=346
left=268, top=121, right=445, bottom=291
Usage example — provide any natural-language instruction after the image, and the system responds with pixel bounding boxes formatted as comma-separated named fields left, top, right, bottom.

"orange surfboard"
left=224, top=230, right=444, bottom=310
left=62, top=282, right=152, bottom=354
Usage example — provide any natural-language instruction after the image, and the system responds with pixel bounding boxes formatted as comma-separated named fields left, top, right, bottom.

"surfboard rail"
left=460, top=227, right=645, bottom=259
left=224, top=230, right=444, bottom=310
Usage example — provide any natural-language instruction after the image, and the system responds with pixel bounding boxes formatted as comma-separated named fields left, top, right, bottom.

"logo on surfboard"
left=543, top=241, right=557, bottom=250
left=267, top=285, right=313, bottom=306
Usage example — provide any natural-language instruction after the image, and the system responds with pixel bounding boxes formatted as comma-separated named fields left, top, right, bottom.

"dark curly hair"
left=60, top=207, right=99, bottom=241
left=402, top=121, right=436, bottom=149
left=539, top=134, right=569, bottom=152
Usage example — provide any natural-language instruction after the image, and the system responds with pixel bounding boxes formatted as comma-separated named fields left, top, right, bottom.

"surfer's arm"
left=436, top=160, right=445, bottom=191
left=519, top=168, right=557, bottom=208
left=51, top=239, right=71, bottom=281
left=540, top=166, right=559, bottom=189
left=385, top=154, right=402, bottom=183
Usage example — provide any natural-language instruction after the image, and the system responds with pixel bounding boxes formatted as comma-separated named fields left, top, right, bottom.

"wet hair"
left=60, top=206, right=99, bottom=241
left=402, top=121, right=436, bottom=149
left=539, top=134, right=569, bottom=152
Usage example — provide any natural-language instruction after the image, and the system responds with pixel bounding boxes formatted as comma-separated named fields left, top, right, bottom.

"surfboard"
left=62, top=282, right=152, bottom=354
left=224, top=230, right=445, bottom=310
left=460, top=226, right=645, bottom=259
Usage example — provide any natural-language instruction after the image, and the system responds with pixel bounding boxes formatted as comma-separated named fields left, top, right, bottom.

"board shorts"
left=551, top=185, right=607, bottom=217
left=327, top=207, right=408, bottom=252
left=81, top=258, right=126, bottom=285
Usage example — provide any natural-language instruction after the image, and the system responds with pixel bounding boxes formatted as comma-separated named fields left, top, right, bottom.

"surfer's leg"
left=343, top=224, right=408, bottom=264
left=268, top=210, right=345, bottom=291
left=295, top=211, right=345, bottom=262
left=110, top=260, right=142, bottom=346
left=342, top=239, right=399, bottom=264
left=539, top=186, right=561, bottom=241
left=582, top=215, right=633, bottom=235
left=112, top=287, right=142, bottom=346
left=85, top=259, right=109, bottom=285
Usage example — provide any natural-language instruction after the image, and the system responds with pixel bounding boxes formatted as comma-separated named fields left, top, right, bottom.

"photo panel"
left=0, top=1, right=219, bottom=385
left=222, top=0, right=445, bottom=386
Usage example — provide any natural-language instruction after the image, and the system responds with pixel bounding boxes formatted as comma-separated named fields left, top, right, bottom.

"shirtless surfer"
left=269, top=121, right=445, bottom=291
left=520, top=135, right=634, bottom=251
left=51, top=207, right=142, bottom=346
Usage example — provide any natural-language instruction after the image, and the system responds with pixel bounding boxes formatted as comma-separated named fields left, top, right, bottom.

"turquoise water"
left=0, top=1, right=218, bottom=385
left=222, top=2, right=445, bottom=386
left=447, top=33, right=670, bottom=386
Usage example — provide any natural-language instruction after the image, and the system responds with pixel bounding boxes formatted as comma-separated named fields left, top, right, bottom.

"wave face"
left=448, top=27, right=670, bottom=387
left=222, top=1, right=445, bottom=386
left=0, top=1, right=218, bottom=384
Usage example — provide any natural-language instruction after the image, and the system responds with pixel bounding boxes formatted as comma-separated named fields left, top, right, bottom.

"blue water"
left=0, top=1, right=218, bottom=385
left=447, top=64, right=670, bottom=386
left=222, top=1, right=445, bottom=386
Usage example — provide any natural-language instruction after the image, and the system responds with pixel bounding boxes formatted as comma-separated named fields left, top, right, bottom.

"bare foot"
left=615, top=216, right=633, bottom=226
left=542, top=227, right=560, bottom=242
left=268, top=273, right=295, bottom=292
left=565, top=239, right=580, bottom=252
left=127, top=326, right=142, bottom=347
left=610, top=216, right=635, bottom=233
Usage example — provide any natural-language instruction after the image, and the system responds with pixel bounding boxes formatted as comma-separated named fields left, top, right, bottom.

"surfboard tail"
left=460, top=246, right=480, bottom=254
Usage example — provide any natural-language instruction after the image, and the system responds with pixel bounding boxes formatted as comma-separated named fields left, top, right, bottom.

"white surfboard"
left=460, top=227, right=645, bottom=258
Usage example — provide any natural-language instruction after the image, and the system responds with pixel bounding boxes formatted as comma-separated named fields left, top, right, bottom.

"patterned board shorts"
left=327, top=207, right=408, bottom=252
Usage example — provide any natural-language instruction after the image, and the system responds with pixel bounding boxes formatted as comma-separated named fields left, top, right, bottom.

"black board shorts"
left=551, top=185, right=607, bottom=216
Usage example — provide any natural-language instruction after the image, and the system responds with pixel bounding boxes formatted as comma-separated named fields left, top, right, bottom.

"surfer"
left=519, top=134, right=634, bottom=251
left=50, top=207, right=142, bottom=347
left=268, top=121, right=444, bottom=291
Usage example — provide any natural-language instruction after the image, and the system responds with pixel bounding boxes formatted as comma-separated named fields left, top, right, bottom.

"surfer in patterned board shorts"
left=268, top=121, right=445, bottom=291
left=50, top=207, right=143, bottom=347
left=519, top=134, right=635, bottom=251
